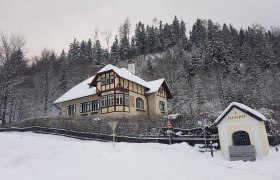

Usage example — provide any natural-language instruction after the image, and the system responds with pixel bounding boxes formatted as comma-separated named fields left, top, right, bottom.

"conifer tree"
left=119, top=19, right=131, bottom=60
left=171, top=16, right=180, bottom=46
left=58, top=50, right=68, bottom=93
left=119, top=35, right=130, bottom=60
left=130, top=37, right=137, bottom=58
left=94, top=40, right=104, bottom=65
left=163, top=23, right=172, bottom=49
left=158, top=21, right=165, bottom=51
left=146, top=25, right=157, bottom=53
left=134, top=22, right=147, bottom=55
left=86, top=39, right=93, bottom=63
left=146, top=59, right=155, bottom=79
left=194, top=76, right=206, bottom=113
left=110, top=36, right=120, bottom=65
left=179, top=20, right=188, bottom=49
left=68, top=38, right=81, bottom=65
left=190, top=19, right=207, bottom=49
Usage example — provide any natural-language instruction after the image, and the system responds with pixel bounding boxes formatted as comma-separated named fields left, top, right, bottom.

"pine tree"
left=179, top=20, right=188, bottom=49
left=158, top=21, right=165, bottom=51
left=190, top=19, right=207, bottom=49
left=110, top=36, right=120, bottom=65
left=68, top=38, right=81, bottom=65
left=119, top=19, right=131, bottom=60
left=95, top=40, right=104, bottom=65
left=146, top=25, right=157, bottom=53
left=103, top=49, right=109, bottom=63
left=80, top=40, right=87, bottom=62
left=146, top=59, right=154, bottom=79
left=119, top=35, right=130, bottom=60
left=171, top=16, right=180, bottom=46
left=58, top=50, right=68, bottom=93
left=134, top=22, right=147, bottom=55
left=86, top=39, right=93, bottom=63
left=163, top=23, right=172, bottom=49
left=130, top=37, right=137, bottom=58
left=194, top=76, right=206, bottom=113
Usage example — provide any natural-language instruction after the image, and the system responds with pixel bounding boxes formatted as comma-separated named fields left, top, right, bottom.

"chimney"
left=128, top=60, right=136, bottom=74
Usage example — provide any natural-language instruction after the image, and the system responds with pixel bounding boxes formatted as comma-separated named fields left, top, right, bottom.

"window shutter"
left=130, top=96, right=135, bottom=107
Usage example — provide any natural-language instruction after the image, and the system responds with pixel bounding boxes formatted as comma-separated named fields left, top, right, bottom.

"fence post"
left=204, top=127, right=207, bottom=151
left=210, top=141, right=213, bottom=157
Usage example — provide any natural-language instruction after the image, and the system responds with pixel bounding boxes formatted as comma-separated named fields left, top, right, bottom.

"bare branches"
left=102, top=29, right=112, bottom=51
left=0, top=33, right=26, bottom=124
left=92, top=27, right=99, bottom=42
left=10, top=33, right=25, bottom=51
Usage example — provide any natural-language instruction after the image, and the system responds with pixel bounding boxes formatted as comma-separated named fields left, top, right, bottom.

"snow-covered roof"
left=145, top=79, right=165, bottom=94
left=213, top=102, right=267, bottom=125
left=94, top=64, right=150, bottom=89
left=54, top=64, right=172, bottom=104
left=53, top=76, right=96, bottom=104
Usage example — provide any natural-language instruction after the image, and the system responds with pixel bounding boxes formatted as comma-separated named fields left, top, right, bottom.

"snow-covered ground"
left=0, top=132, right=279, bottom=180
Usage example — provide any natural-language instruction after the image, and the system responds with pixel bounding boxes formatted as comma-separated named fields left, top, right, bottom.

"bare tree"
left=125, top=17, right=132, bottom=42
left=92, top=27, right=99, bottom=42
left=32, top=49, right=58, bottom=117
left=0, top=33, right=26, bottom=125
left=102, top=29, right=112, bottom=51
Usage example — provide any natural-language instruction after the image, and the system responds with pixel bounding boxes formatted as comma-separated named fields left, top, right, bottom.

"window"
left=80, top=102, right=88, bottom=113
left=92, top=100, right=100, bottom=111
left=101, top=78, right=106, bottom=85
left=101, top=76, right=114, bottom=85
left=136, top=97, right=144, bottom=110
left=108, top=94, right=114, bottom=106
left=105, top=77, right=110, bottom=84
left=110, top=76, right=114, bottom=84
left=125, top=94, right=129, bottom=106
left=101, top=96, right=107, bottom=107
left=116, top=94, right=123, bottom=105
left=159, top=101, right=165, bottom=111
left=67, top=105, right=76, bottom=115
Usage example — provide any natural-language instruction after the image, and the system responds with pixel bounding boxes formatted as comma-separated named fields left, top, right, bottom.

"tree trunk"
left=1, top=94, right=8, bottom=125
left=9, top=95, right=14, bottom=123
left=44, top=72, right=49, bottom=115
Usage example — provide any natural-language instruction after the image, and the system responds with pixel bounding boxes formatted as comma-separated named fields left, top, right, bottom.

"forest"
left=0, top=16, right=280, bottom=124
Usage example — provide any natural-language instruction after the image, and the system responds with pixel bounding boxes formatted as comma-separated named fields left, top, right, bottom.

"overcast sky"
left=1, top=0, right=279, bottom=58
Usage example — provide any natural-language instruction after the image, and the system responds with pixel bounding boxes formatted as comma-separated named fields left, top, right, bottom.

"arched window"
left=232, top=131, right=251, bottom=146
left=136, top=97, right=144, bottom=110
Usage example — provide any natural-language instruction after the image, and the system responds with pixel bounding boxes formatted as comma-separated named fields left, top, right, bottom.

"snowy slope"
left=0, top=132, right=279, bottom=180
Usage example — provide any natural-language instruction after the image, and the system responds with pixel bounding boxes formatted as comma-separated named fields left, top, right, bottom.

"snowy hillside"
left=0, top=132, right=279, bottom=180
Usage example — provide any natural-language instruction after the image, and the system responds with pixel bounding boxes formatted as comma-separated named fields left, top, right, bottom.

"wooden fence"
left=0, top=126, right=219, bottom=145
